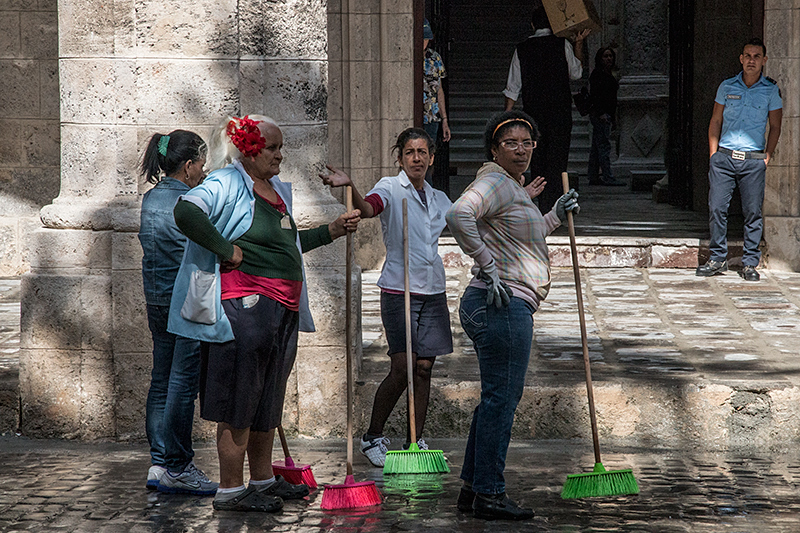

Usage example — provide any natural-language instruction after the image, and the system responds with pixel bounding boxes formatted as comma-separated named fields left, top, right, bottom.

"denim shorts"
left=380, top=291, right=453, bottom=358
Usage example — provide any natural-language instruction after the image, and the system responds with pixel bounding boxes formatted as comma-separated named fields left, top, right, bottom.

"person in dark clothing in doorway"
left=503, top=4, right=589, bottom=213
left=587, top=46, right=623, bottom=186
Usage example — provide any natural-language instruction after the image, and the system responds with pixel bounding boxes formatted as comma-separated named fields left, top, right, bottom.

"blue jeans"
left=708, top=151, right=766, bottom=266
left=146, top=304, right=202, bottom=471
left=588, top=115, right=613, bottom=183
left=458, top=286, right=535, bottom=495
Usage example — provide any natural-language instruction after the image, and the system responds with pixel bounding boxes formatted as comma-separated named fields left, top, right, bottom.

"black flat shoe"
left=473, top=492, right=534, bottom=521
left=457, top=486, right=475, bottom=512
left=740, top=265, right=760, bottom=281
left=696, top=259, right=727, bottom=277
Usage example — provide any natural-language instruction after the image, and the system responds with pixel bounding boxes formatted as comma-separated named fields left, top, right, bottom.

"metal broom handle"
left=561, top=172, right=602, bottom=465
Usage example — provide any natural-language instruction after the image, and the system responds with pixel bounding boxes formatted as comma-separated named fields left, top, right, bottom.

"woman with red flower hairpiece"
left=168, top=114, right=361, bottom=512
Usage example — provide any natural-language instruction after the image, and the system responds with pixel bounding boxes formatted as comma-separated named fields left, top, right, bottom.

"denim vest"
left=139, top=177, right=191, bottom=306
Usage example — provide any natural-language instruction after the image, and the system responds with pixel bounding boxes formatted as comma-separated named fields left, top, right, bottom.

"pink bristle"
left=320, top=476, right=382, bottom=510
left=272, top=459, right=318, bottom=490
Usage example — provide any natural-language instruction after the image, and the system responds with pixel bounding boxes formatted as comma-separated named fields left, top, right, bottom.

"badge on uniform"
left=280, top=214, right=292, bottom=230
left=726, top=94, right=741, bottom=100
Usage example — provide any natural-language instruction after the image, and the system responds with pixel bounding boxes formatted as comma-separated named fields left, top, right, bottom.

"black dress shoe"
left=457, top=486, right=475, bottom=512
left=696, top=259, right=727, bottom=277
left=473, top=492, right=535, bottom=521
left=740, top=265, right=760, bottom=281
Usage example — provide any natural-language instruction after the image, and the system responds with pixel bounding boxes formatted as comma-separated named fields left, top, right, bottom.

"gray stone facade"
left=17, top=0, right=418, bottom=440
left=5, top=0, right=800, bottom=439
left=763, top=1, right=800, bottom=270
left=0, top=0, right=60, bottom=275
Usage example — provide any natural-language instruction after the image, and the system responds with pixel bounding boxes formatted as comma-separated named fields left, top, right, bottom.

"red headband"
left=226, top=115, right=266, bottom=158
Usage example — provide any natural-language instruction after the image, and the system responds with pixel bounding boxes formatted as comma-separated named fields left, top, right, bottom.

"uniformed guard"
left=696, top=37, right=783, bottom=281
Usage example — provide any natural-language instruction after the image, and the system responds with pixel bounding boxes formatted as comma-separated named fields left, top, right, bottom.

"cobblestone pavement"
left=362, top=266, right=800, bottom=390
left=2, top=435, right=800, bottom=532
left=7, top=265, right=800, bottom=530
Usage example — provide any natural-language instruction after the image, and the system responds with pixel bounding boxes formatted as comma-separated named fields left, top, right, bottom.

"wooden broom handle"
left=561, top=173, right=602, bottom=465
left=403, top=199, right=417, bottom=444
left=277, top=425, right=291, bottom=459
left=345, top=186, right=354, bottom=476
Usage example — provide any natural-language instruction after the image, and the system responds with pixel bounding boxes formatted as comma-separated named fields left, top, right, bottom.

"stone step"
left=355, top=263, right=800, bottom=449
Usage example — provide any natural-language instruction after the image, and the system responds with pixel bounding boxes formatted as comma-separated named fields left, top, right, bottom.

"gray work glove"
left=478, top=260, right=513, bottom=308
left=556, top=189, right=580, bottom=223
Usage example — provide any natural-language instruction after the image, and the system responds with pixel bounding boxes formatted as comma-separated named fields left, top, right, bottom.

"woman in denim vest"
left=138, top=130, right=218, bottom=495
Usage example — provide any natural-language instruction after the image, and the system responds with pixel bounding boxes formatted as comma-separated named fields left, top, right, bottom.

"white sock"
left=214, top=485, right=247, bottom=501
left=249, top=476, right=276, bottom=489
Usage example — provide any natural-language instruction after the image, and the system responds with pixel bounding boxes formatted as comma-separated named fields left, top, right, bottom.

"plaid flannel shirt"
left=446, top=162, right=561, bottom=306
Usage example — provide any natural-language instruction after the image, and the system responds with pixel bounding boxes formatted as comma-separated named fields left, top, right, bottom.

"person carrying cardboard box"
left=503, top=4, right=589, bottom=213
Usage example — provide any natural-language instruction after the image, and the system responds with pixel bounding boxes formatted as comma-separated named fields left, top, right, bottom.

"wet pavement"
left=3, top=182, right=800, bottom=530
left=3, top=435, right=800, bottom=531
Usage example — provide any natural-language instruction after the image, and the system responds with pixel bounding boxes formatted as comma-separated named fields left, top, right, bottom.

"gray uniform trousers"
left=708, top=150, right=766, bottom=267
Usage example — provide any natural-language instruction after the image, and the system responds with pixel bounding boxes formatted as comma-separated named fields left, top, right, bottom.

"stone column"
left=21, top=0, right=348, bottom=438
left=763, top=4, right=800, bottom=271
left=328, top=0, right=414, bottom=272
left=0, top=1, right=60, bottom=276
left=612, top=0, right=669, bottom=179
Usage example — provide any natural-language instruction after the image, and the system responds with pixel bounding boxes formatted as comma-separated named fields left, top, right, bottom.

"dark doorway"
left=430, top=0, right=764, bottom=238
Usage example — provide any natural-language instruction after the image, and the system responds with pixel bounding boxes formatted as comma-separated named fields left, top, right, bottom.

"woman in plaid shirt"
left=447, top=110, right=579, bottom=521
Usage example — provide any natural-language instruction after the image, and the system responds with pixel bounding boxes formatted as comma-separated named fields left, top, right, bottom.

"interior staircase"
left=445, top=0, right=591, bottom=199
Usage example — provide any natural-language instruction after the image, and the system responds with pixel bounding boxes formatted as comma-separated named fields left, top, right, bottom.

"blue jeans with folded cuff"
left=458, top=286, right=535, bottom=495
left=146, top=304, right=202, bottom=472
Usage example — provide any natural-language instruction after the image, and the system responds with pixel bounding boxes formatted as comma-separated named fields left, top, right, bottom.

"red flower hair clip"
left=226, top=115, right=266, bottom=158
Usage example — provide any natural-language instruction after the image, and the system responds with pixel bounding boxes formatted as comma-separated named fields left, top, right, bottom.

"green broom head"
left=561, top=462, right=639, bottom=499
left=383, top=473, right=445, bottom=493
left=383, top=443, right=450, bottom=475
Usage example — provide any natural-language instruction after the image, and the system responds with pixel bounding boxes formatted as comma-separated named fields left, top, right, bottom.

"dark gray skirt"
left=199, top=295, right=299, bottom=432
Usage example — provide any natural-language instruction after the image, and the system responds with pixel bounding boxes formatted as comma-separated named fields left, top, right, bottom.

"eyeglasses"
left=499, top=140, right=535, bottom=150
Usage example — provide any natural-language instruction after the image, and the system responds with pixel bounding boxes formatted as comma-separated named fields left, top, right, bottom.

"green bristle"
left=383, top=444, right=450, bottom=475
left=561, top=463, right=639, bottom=499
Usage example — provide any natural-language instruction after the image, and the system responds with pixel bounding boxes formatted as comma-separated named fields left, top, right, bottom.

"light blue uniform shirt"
left=368, top=170, right=452, bottom=294
left=715, top=72, right=782, bottom=152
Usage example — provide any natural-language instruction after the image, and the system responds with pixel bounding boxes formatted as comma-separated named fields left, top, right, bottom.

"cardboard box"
left=542, top=0, right=601, bottom=38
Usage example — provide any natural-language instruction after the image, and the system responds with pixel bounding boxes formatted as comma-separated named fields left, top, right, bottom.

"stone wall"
left=19, top=0, right=360, bottom=439
left=763, top=3, right=800, bottom=270
left=0, top=0, right=60, bottom=275
left=612, top=0, right=669, bottom=179
left=328, top=0, right=415, bottom=271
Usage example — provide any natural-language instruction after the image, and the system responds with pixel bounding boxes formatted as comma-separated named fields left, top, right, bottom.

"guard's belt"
left=717, top=147, right=767, bottom=160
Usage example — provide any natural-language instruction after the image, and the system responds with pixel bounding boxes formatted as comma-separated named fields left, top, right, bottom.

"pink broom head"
left=272, top=458, right=318, bottom=489
left=320, top=475, right=382, bottom=510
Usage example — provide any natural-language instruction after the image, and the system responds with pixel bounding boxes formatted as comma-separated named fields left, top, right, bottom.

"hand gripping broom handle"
left=561, top=173, right=602, bottom=465
left=345, top=186, right=354, bottom=476
left=402, top=199, right=418, bottom=444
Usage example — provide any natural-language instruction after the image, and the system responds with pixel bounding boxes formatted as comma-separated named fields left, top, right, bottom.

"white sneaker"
left=360, top=434, right=390, bottom=467
left=147, top=465, right=166, bottom=490
left=402, top=438, right=429, bottom=450
left=157, top=462, right=219, bottom=496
